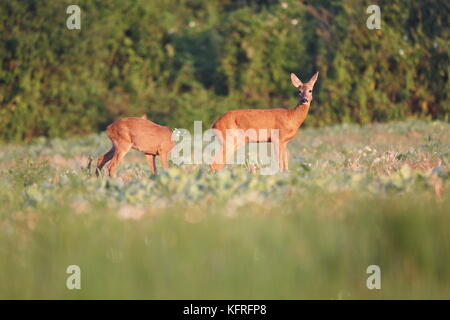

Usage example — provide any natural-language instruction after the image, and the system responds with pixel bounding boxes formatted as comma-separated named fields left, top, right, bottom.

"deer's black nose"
left=300, top=98, right=308, bottom=104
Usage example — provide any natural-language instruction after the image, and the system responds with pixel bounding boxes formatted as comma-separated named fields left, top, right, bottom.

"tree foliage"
left=0, top=0, right=448, bottom=141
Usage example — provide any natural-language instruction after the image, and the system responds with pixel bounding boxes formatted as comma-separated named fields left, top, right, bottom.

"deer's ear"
left=308, top=71, right=319, bottom=86
left=290, top=73, right=303, bottom=88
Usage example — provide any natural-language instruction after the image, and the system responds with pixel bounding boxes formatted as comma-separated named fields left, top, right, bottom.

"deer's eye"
left=309, top=90, right=312, bottom=93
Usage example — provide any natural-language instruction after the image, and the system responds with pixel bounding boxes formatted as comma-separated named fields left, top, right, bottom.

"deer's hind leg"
left=107, top=143, right=131, bottom=178
left=211, top=132, right=243, bottom=172
left=210, top=144, right=225, bottom=172
left=145, top=154, right=157, bottom=175
left=210, top=130, right=226, bottom=172
left=159, top=140, right=174, bottom=172
left=159, top=151, right=170, bottom=171
left=96, top=146, right=115, bottom=176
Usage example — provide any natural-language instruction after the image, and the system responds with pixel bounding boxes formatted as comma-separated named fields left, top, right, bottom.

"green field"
left=0, top=120, right=449, bottom=299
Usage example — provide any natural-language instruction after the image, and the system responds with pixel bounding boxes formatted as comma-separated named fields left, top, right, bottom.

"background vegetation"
left=0, top=1, right=449, bottom=300
left=1, top=0, right=448, bottom=141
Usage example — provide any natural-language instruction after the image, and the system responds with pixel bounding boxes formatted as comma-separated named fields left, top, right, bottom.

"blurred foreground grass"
left=0, top=120, right=449, bottom=299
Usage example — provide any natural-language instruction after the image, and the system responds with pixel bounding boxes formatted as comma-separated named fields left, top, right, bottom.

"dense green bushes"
left=0, top=0, right=448, bottom=141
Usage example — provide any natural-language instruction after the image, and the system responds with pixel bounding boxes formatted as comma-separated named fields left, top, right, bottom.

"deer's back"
left=213, top=108, right=290, bottom=131
left=107, top=117, right=173, bottom=154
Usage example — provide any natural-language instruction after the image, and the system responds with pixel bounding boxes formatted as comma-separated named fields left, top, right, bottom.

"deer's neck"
left=289, top=102, right=310, bottom=128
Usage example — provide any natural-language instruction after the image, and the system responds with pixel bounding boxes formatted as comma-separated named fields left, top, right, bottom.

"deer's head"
left=290, top=72, right=319, bottom=105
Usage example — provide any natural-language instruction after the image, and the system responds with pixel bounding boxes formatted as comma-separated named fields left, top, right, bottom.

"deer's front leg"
left=107, top=143, right=131, bottom=178
left=96, top=146, right=115, bottom=176
left=282, top=142, right=289, bottom=171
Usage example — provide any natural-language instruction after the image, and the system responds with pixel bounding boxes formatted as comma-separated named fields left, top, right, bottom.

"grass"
left=0, top=120, right=449, bottom=299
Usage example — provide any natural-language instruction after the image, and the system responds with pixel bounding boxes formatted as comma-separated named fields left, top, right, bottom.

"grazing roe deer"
left=210, top=72, right=319, bottom=172
left=96, top=114, right=175, bottom=177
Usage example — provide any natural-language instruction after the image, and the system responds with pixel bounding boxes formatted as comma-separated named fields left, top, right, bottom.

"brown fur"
left=210, top=72, right=319, bottom=172
left=96, top=117, right=174, bottom=177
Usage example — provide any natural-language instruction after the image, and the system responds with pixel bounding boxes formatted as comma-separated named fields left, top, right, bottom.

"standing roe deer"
left=96, top=114, right=175, bottom=177
left=210, top=72, right=319, bottom=172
